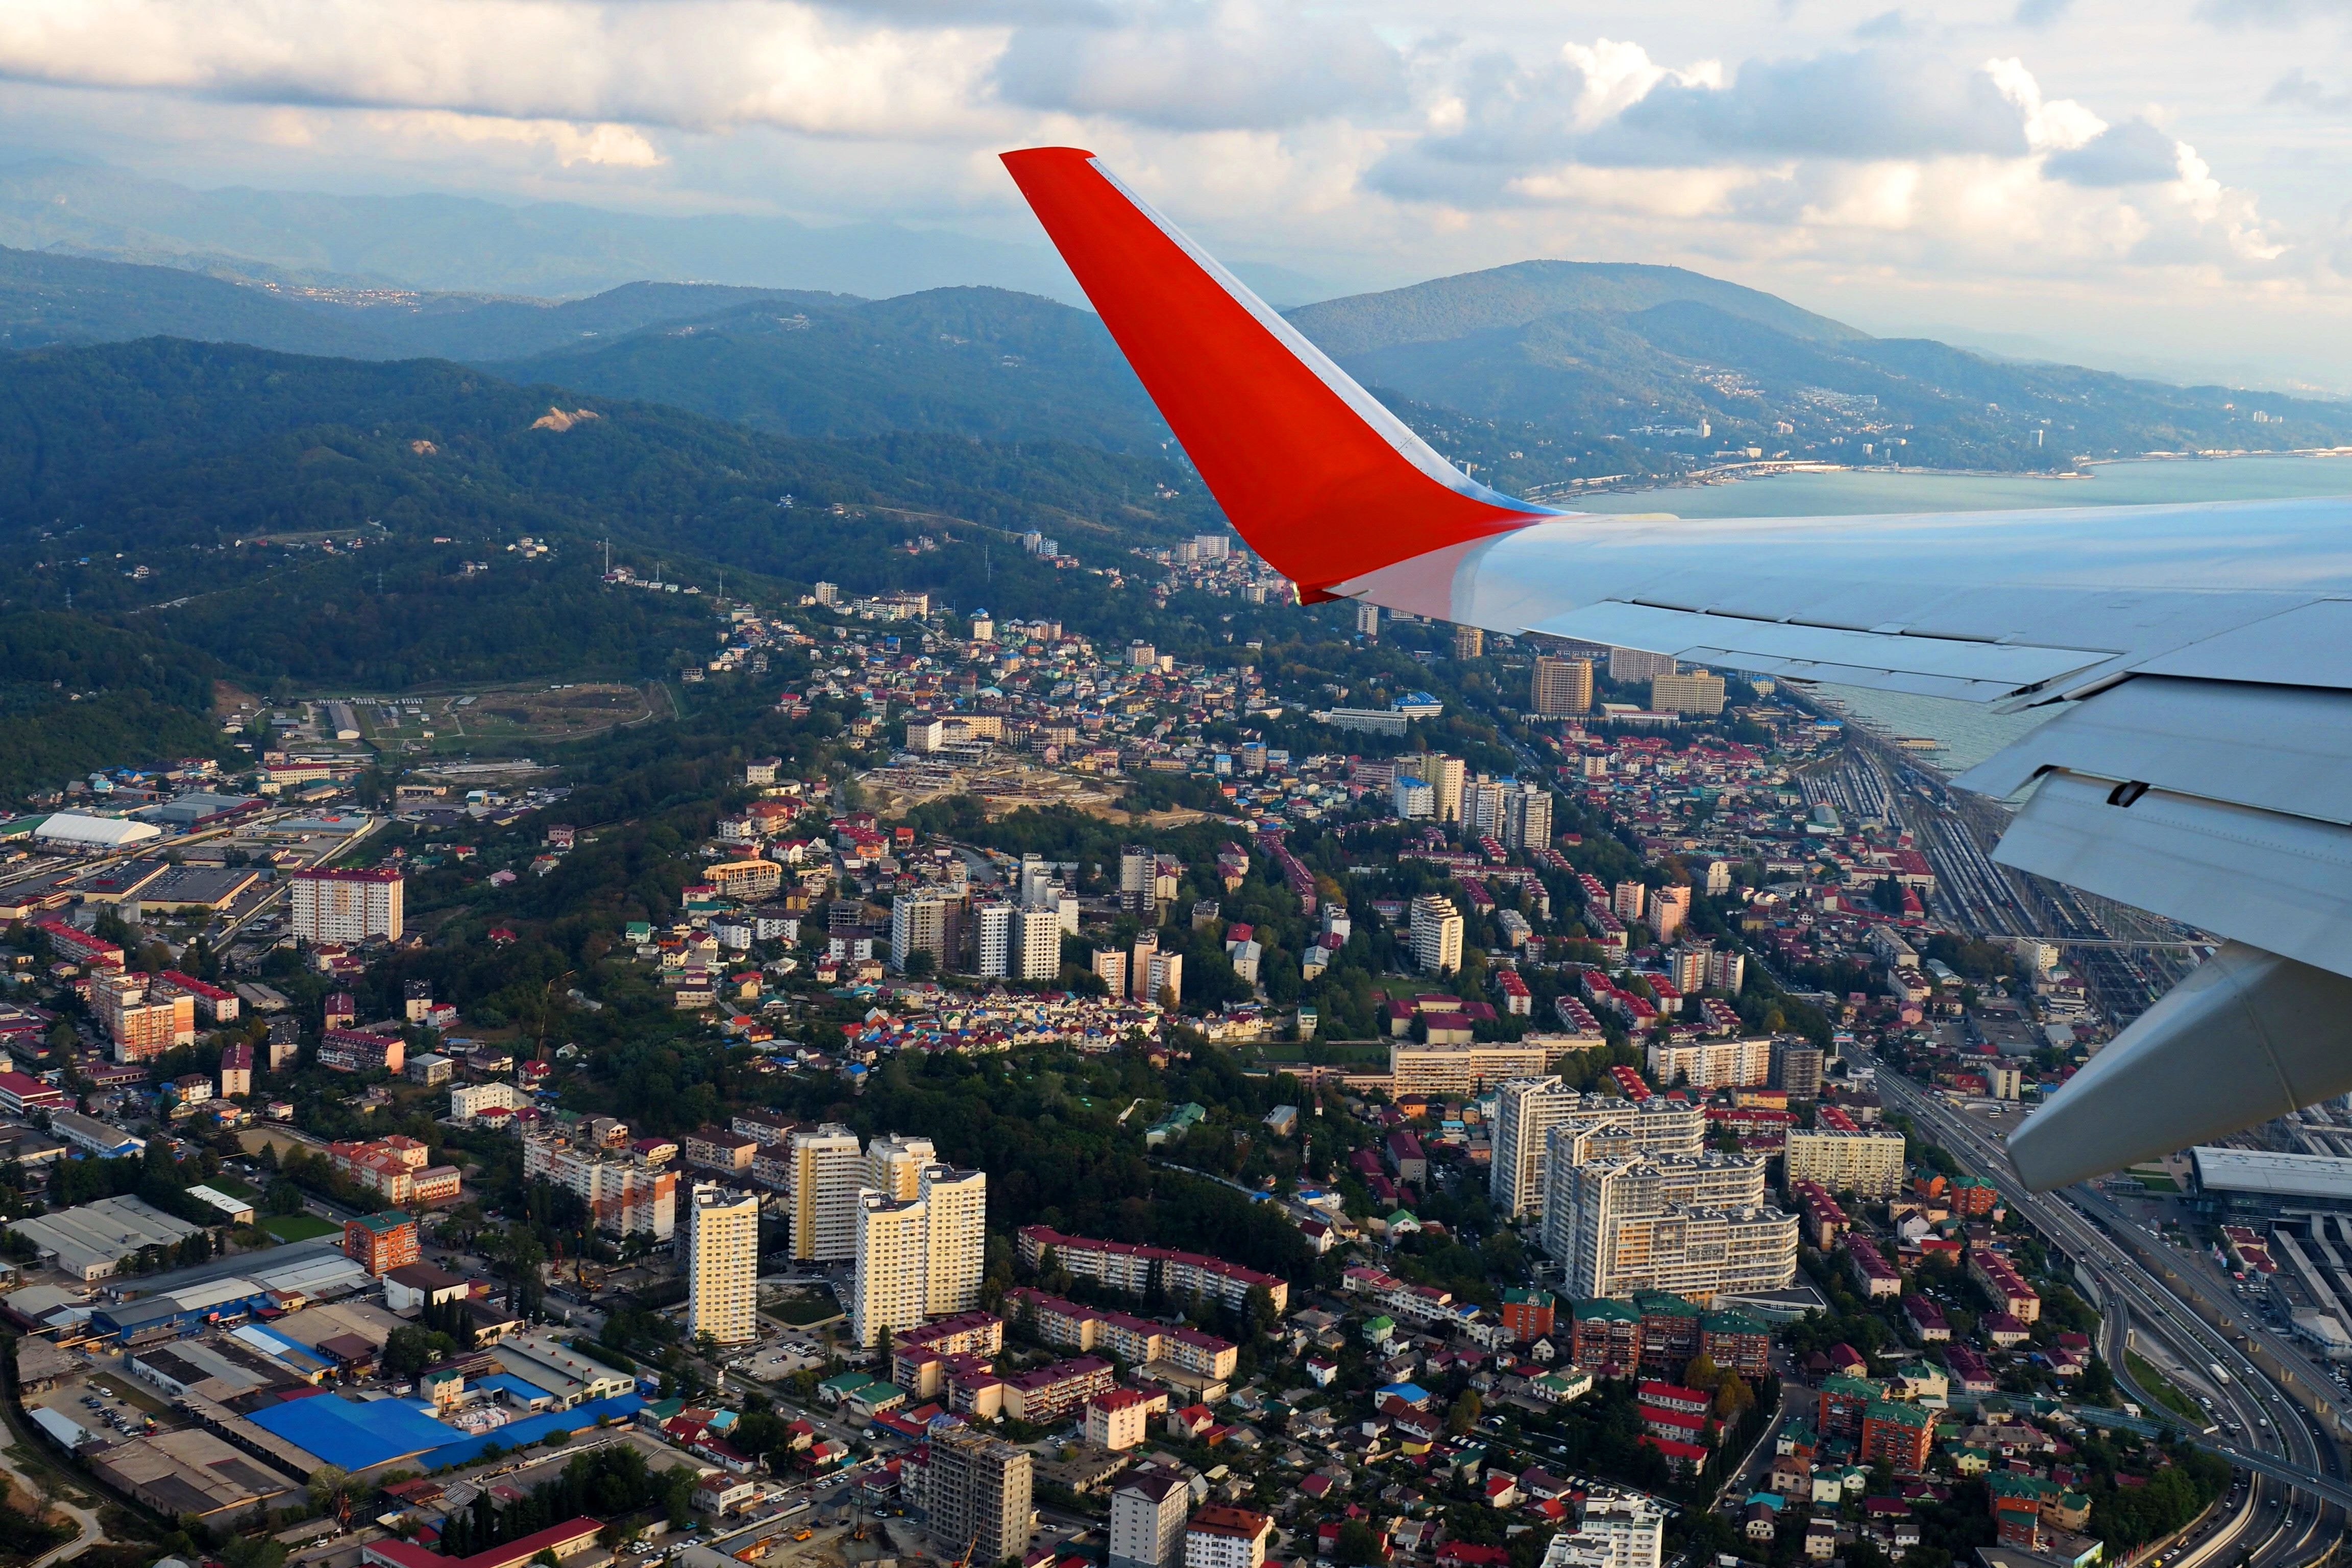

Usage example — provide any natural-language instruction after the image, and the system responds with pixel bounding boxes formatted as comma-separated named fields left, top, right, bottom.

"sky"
left=3, top=1, right=2351, bottom=388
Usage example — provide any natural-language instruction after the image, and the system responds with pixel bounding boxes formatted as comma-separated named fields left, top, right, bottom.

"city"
left=3, top=15, right=2352, bottom=1568
left=0, top=543, right=2342, bottom=1568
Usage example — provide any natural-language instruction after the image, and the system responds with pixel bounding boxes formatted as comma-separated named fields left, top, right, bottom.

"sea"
left=1576, top=454, right=2352, bottom=772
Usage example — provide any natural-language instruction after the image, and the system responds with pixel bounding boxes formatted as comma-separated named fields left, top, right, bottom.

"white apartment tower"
left=1490, top=1082, right=1707, bottom=1222
left=687, top=1184, right=761, bottom=1344
left=1410, top=894, right=1464, bottom=976
left=975, top=902, right=1015, bottom=979
left=1547, top=1152, right=1796, bottom=1303
left=289, top=867, right=405, bottom=943
left=791, top=1123, right=864, bottom=1261
left=1015, top=906, right=1063, bottom=982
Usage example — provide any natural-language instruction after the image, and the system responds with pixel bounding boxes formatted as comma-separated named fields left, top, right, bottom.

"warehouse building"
left=11, top=1195, right=202, bottom=1282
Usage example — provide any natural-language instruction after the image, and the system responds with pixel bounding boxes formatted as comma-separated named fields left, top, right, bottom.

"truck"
left=2209, top=1363, right=2231, bottom=1385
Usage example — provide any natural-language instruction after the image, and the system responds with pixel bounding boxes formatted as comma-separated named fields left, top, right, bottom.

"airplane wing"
left=1002, top=146, right=2352, bottom=1191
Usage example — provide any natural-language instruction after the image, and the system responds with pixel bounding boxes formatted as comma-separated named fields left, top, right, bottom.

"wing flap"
left=2006, top=941, right=2352, bottom=1191
left=1992, top=769, right=2352, bottom=980
left=1957, top=676, right=2352, bottom=825
left=2137, top=598, right=2352, bottom=685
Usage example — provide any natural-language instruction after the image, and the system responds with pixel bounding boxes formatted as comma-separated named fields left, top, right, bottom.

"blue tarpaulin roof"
left=414, top=1393, right=644, bottom=1472
left=247, top=1393, right=454, bottom=1471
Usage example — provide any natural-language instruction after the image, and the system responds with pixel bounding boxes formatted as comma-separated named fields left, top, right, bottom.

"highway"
left=1874, top=1065, right=2346, bottom=1566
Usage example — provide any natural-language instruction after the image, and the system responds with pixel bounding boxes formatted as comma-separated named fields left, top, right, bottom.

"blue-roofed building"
left=474, top=1373, right=557, bottom=1412
left=246, top=1392, right=456, bottom=1471
left=1377, top=1381, right=1434, bottom=1410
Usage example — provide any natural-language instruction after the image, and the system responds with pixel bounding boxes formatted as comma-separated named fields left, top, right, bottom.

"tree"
left=1448, top=1389, right=1483, bottom=1435
left=382, top=1325, right=455, bottom=1380
left=1334, top=1521, right=1381, bottom=1566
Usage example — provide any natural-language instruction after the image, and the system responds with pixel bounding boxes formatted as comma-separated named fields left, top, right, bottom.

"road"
left=1877, top=1065, right=2345, bottom=1566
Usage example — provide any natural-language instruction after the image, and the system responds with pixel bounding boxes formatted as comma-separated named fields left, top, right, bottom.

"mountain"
left=1283, top=264, right=2352, bottom=485
left=1285, top=259, right=1867, bottom=358
left=485, top=287, right=1169, bottom=449
left=0, top=157, right=1074, bottom=300
left=0, top=244, right=409, bottom=356
left=0, top=337, right=1221, bottom=684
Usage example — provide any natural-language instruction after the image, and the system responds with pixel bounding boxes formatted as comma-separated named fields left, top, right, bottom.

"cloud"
left=1586, top=49, right=2033, bottom=166
left=1385, top=44, right=2039, bottom=192
left=2044, top=117, right=2180, bottom=184
left=0, top=0, right=1007, bottom=139
left=992, top=0, right=1405, bottom=130
left=2014, top=0, right=2073, bottom=26
left=2265, top=67, right=2352, bottom=110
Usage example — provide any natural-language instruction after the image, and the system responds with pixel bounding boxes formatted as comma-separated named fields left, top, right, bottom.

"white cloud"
left=0, top=0, right=1007, bottom=138
left=994, top=0, right=1405, bottom=130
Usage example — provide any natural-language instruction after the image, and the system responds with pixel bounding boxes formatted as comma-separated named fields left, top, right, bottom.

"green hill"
left=485, top=286, right=1168, bottom=449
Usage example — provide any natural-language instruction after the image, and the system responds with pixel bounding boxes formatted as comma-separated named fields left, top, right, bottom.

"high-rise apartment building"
left=1462, top=778, right=1508, bottom=840
left=1608, top=647, right=1676, bottom=684
left=1505, top=783, right=1553, bottom=851
left=1453, top=625, right=1485, bottom=661
left=687, top=1184, right=761, bottom=1344
left=1400, top=753, right=1466, bottom=822
left=1093, top=948, right=1129, bottom=997
left=1783, top=1128, right=1907, bottom=1198
left=1650, top=670, right=1727, bottom=717
left=790, top=1123, right=863, bottom=1261
left=925, top=1427, right=1034, bottom=1567
left=891, top=891, right=955, bottom=973
left=1546, top=1152, right=1796, bottom=1303
left=975, top=902, right=1015, bottom=978
left=1649, top=885, right=1690, bottom=941
left=1531, top=656, right=1594, bottom=717
left=1119, top=845, right=1155, bottom=914
left=1111, top=1471, right=1190, bottom=1568
left=1489, top=1080, right=1705, bottom=1220
left=91, top=973, right=195, bottom=1062
left=525, top=1134, right=679, bottom=1237
left=866, top=1133, right=938, bottom=1200
left=1769, top=1040, right=1825, bottom=1100
left=853, top=1190, right=929, bottom=1349
left=1130, top=932, right=1158, bottom=1002
left=289, top=867, right=405, bottom=943
left=1611, top=881, right=1646, bottom=922
left=1410, top=894, right=1463, bottom=975
left=922, top=1163, right=988, bottom=1314
left=1015, top=906, right=1063, bottom=982
left=851, top=1160, right=987, bottom=1348
left=1646, top=1035, right=1774, bottom=1089
left=1355, top=601, right=1381, bottom=638
left=1390, top=1040, right=1559, bottom=1097
left=1146, top=951, right=1184, bottom=1008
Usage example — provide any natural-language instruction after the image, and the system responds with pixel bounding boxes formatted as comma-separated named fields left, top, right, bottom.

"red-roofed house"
left=361, top=1518, right=601, bottom=1568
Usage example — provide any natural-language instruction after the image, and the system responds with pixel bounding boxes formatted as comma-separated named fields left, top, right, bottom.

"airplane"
left=1001, top=144, right=2352, bottom=1193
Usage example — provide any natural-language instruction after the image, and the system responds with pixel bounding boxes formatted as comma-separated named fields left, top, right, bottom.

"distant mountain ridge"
left=0, top=207, right=2346, bottom=486
left=0, top=156, right=1075, bottom=300
left=1286, top=258, right=1868, bottom=357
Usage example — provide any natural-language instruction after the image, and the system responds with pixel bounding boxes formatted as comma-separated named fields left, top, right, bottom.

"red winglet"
left=1001, top=148, right=1549, bottom=595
